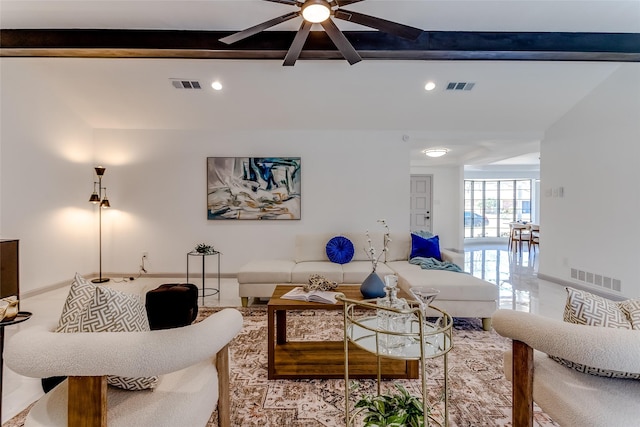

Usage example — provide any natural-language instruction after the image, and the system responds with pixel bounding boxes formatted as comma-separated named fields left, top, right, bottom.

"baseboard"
left=537, top=273, right=625, bottom=301
left=21, top=277, right=73, bottom=299
left=21, top=273, right=238, bottom=299
left=116, top=272, right=237, bottom=279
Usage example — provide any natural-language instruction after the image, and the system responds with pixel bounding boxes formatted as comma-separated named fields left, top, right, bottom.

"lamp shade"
left=100, top=197, right=110, bottom=208
left=89, top=192, right=100, bottom=203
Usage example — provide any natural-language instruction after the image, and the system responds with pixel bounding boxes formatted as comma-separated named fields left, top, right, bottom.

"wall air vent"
left=571, top=267, right=622, bottom=292
left=170, top=79, right=202, bottom=89
left=446, top=82, right=475, bottom=91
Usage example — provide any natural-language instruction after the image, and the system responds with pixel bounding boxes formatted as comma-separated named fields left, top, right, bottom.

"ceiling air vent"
left=170, top=79, right=202, bottom=90
left=446, top=82, right=475, bottom=91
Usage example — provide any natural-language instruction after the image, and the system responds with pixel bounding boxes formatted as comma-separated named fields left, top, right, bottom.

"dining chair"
left=509, top=223, right=530, bottom=253
left=528, top=224, right=540, bottom=252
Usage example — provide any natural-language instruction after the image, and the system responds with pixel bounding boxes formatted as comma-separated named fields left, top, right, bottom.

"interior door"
left=410, top=175, right=433, bottom=232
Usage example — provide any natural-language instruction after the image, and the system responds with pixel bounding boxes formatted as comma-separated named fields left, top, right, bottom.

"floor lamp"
left=89, top=166, right=111, bottom=284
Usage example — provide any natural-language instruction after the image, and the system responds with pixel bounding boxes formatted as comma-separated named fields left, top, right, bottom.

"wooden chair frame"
left=67, top=345, right=231, bottom=427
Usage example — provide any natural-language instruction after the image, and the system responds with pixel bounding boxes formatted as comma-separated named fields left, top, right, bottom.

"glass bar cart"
left=337, top=294, right=453, bottom=427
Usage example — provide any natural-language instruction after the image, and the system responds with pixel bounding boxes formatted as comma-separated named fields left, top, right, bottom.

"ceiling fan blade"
left=320, top=19, right=362, bottom=65
left=219, top=11, right=300, bottom=44
left=334, top=9, right=422, bottom=40
left=263, top=0, right=299, bottom=4
left=331, top=0, right=365, bottom=6
left=283, top=20, right=312, bottom=66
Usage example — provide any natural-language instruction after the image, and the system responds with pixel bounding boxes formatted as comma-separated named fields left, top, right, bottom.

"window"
left=464, top=179, right=533, bottom=238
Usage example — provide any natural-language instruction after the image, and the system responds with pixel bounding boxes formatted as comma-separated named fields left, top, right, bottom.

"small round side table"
left=0, top=311, right=32, bottom=422
left=186, top=251, right=221, bottom=305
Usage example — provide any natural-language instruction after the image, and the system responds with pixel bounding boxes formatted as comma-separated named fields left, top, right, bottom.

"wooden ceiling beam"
left=1, top=29, right=639, bottom=62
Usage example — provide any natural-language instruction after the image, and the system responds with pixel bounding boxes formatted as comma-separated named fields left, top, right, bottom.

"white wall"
left=540, top=64, right=640, bottom=298
left=0, top=60, right=97, bottom=293
left=410, top=165, right=463, bottom=251
left=92, top=129, right=410, bottom=275
left=0, top=62, right=411, bottom=292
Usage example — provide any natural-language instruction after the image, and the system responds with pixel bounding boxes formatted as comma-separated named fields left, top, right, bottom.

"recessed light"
left=424, top=81, right=436, bottom=91
left=211, top=81, right=223, bottom=91
left=422, top=148, right=449, bottom=158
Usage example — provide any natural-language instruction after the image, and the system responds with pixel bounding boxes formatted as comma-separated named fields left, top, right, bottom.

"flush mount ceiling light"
left=219, top=0, right=423, bottom=66
left=424, top=81, right=436, bottom=91
left=301, top=0, right=331, bottom=23
left=211, top=81, right=223, bottom=91
left=422, top=148, right=449, bottom=158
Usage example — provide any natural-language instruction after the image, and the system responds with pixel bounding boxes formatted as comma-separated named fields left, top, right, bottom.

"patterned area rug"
left=6, top=307, right=559, bottom=427
left=201, top=307, right=558, bottom=427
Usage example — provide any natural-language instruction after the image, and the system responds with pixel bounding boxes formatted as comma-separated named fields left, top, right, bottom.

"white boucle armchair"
left=492, top=309, right=640, bottom=427
left=4, top=308, right=243, bottom=427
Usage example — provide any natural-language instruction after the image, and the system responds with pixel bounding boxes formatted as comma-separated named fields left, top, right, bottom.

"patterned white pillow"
left=56, top=273, right=95, bottom=333
left=56, top=275, right=158, bottom=390
left=77, top=286, right=158, bottom=390
left=562, top=287, right=631, bottom=328
left=550, top=287, right=640, bottom=379
left=620, top=298, right=640, bottom=330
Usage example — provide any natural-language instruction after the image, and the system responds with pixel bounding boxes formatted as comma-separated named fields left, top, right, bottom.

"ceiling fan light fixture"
left=423, top=148, right=449, bottom=158
left=302, top=0, right=331, bottom=23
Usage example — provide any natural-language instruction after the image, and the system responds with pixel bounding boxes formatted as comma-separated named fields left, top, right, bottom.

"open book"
left=281, top=287, right=339, bottom=304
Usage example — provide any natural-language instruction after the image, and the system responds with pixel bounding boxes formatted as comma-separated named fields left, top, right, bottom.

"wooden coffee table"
left=267, top=285, right=419, bottom=380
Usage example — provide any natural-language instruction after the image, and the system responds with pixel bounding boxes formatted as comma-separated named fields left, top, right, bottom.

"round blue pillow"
left=326, top=236, right=355, bottom=264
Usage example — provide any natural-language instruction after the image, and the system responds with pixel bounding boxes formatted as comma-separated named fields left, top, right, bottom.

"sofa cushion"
left=343, top=232, right=385, bottom=262
left=386, top=232, right=411, bottom=262
left=389, top=262, right=497, bottom=301
left=291, top=262, right=343, bottom=284
left=440, top=249, right=464, bottom=267
left=325, top=236, right=355, bottom=264
left=550, top=287, right=640, bottom=379
left=237, top=260, right=296, bottom=284
left=410, top=233, right=442, bottom=261
left=342, top=261, right=395, bottom=284
left=295, top=233, right=334, bottom=262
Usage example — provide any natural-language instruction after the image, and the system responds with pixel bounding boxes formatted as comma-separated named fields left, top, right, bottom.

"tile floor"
left=1, top=243, right=567, bottom=424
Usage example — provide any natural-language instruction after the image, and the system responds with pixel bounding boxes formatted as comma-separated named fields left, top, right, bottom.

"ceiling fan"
left=219, top=0, right=423, bottom=66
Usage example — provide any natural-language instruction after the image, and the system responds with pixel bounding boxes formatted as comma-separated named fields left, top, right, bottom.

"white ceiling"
left=1, top=0, right=638, bottom=169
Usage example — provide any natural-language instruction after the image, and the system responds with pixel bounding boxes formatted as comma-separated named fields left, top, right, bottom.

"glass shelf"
left=346, top=314, right=453, bottom=360
left=337, top=294, right=452, bottom=427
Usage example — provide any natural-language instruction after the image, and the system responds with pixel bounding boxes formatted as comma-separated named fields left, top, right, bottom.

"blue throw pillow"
left=326, top=236, right=354, bottom=264
left=410, top=233, right=442, bottom=261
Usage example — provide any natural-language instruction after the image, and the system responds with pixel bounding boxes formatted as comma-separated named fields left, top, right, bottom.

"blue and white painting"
left=207, top=157, right=301, bottom=220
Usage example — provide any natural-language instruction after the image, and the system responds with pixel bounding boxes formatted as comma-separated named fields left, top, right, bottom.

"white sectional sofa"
left=238, top=232, right=498, bottom=330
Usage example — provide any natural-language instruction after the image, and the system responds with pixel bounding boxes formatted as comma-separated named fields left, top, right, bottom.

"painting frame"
left=207, top=157, right=301, bottom=220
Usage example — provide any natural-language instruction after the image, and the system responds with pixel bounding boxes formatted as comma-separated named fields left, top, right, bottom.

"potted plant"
left=354, top=384, right=426, bottom=427
left=194, top=243, right=216, bottom=254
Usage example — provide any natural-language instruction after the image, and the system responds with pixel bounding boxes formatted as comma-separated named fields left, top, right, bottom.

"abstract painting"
left=207, top=157, right=301, bottom=220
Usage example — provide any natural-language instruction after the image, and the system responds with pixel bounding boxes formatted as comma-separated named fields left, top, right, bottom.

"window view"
left=464, top=179, right=532, bottom=238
